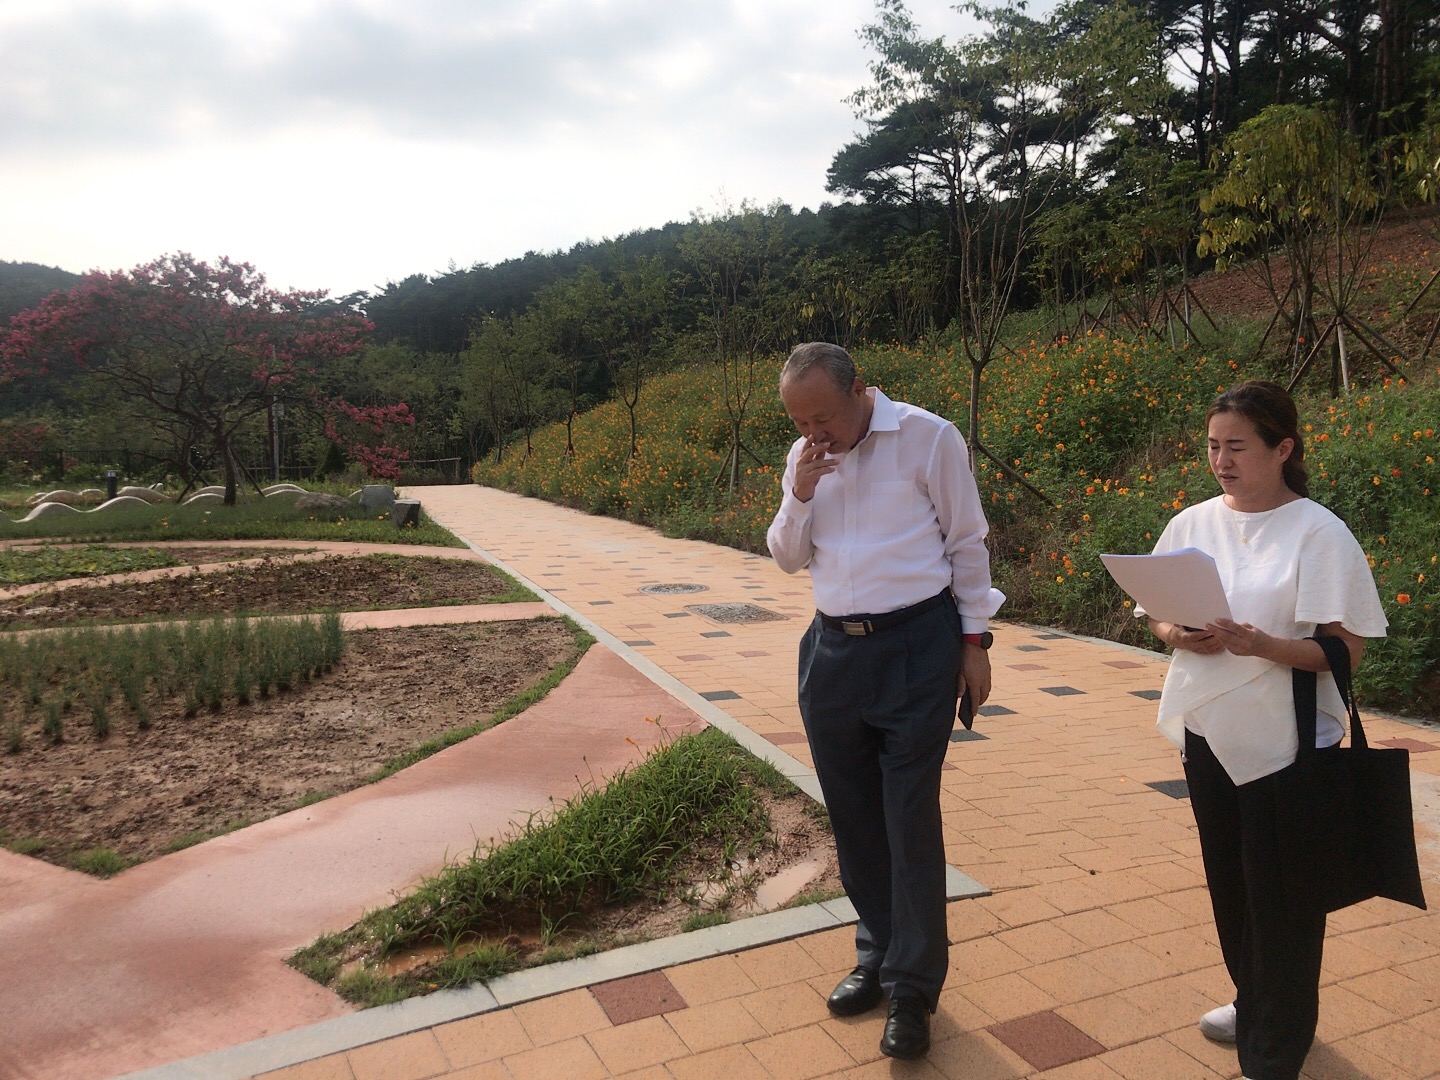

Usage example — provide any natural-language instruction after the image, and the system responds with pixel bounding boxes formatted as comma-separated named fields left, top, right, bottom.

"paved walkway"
left=7, top=487, right=1440, bottom=1079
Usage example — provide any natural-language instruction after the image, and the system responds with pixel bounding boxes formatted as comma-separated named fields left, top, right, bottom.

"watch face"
left=979, top=631, right=994, bottom=649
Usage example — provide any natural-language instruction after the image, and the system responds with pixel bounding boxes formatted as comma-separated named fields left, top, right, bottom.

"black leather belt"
left=818, top=590, right=951, bottom=636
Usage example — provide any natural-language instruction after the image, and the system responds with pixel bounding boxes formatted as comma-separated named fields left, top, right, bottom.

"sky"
left=0, top=0, right=1003, bottom=299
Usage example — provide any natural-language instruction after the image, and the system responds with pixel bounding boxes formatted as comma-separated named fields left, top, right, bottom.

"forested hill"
left=362, top=222, right=694, bottom=356
left=363, top=204, right=859, bottom=355
left=0, top=261, right=81, bottom=325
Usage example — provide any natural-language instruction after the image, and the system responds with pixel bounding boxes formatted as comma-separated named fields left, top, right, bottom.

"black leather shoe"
left=826, top=966, right=882, bottom=1016
left=880, top=994, right=931, bottom=1059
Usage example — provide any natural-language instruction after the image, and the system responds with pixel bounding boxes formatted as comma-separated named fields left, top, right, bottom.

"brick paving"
left=248, top=484, right=1439, bottom=1080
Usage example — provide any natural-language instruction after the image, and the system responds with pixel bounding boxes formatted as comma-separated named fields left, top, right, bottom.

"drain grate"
left=639, top=583, right=708, bottom=595
left=684, top=602, right=787, bottom=624
left=1146, top=779, right=1190, bottom=800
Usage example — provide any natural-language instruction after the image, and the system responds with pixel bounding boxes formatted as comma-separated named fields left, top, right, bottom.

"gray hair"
left=780, top=342, right=856, bottom=393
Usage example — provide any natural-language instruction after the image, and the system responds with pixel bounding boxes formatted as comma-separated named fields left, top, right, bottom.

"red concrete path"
left=0, top=643, right=704, bottom=1080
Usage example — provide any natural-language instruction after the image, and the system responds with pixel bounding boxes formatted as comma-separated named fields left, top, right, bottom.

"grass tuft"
left=290, top=726, right=807, bottom=1006
left=70, top=848, right=130, bottom=877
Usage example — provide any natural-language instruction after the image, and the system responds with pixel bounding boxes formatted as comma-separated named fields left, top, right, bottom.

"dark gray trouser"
left=1184, top=729, right=1327, bottom=1080
left=798, top=599, right=962, bottom=1010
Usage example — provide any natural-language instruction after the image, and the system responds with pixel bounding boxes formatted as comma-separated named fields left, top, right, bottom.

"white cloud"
left=0, top=0, right=1003, bottom=296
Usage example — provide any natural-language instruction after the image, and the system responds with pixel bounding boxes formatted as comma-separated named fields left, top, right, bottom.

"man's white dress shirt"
left=766, top=387, right=1005, bottom=632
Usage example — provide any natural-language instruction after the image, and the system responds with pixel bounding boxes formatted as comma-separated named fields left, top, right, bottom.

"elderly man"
left=766, top=342, right=1003, bottom=1059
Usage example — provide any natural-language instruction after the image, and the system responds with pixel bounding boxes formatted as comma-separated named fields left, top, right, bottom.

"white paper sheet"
left=1099, top=547, right=1232, bottom=629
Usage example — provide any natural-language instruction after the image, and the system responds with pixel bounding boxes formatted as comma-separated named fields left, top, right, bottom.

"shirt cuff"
left=958, top=587, right=1005, bottom=633
left=778, top=488, right=814, bottom=518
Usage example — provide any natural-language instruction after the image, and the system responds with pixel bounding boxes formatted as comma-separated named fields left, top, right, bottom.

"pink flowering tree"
left=322, top=400, right=416, bottom=482
left=0, top=253, right=412, bottom=503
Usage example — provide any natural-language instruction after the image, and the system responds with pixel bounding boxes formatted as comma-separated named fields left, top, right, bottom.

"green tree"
left=606, top=254, right=674, bottom=459
left=680, top=203, right=791, bottom=492
left=1198, top=103, right=1386, bottom=387
left=461, top=316, right=555, bottom=464
left=792, top=251, right=884, bottom=348
left=531, top=267, right=611, bottom=459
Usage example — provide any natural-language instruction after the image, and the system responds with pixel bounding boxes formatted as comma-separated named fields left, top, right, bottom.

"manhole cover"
left=684, top=603, right=787, bottom=624
left=639, top=583, right=708, bottom=595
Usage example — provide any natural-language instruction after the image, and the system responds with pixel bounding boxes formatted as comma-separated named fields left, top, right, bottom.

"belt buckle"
left=841, top=620, right=872, bottom=636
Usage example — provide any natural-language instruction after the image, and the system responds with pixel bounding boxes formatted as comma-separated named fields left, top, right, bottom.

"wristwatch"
left=962, top=631, right=994, bottom=649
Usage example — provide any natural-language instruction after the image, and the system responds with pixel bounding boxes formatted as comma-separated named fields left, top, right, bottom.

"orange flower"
left=1396, top=593, right=1412, bottom=604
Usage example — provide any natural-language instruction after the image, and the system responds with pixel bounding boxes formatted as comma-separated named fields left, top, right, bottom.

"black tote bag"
left=1274, top=635, right=1427, bottom=914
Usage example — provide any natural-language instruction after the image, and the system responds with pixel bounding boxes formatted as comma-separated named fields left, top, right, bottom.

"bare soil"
left=0, top=553, right=518, bottom=629
left=1186, top=209, right=1439, bottom=329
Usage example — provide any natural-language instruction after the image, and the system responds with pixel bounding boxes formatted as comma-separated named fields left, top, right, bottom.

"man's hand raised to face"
left=792, top=435, right=839, bottom=503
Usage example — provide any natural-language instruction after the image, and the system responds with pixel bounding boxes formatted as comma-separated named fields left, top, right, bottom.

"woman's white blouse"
left=1140, top=496, right=1388, bottom=785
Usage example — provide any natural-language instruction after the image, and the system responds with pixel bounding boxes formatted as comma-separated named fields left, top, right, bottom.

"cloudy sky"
left=0, top=0, right=1000, bottom=298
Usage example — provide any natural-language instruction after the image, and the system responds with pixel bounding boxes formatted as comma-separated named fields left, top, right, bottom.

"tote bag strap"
left=1293, top=634, right=1368, bottom=759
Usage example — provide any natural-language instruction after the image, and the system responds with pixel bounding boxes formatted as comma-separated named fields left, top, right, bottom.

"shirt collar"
left=860, top=386, right=899, bottom=443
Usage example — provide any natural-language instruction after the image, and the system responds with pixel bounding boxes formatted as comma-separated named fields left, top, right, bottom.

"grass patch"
left=0, top=496, right=463, bottom=547
left=69, top=847, right=131, bottom=877
left=681, top=910, right=732, bottom=932
left=783, top=885, right=847, bottom=909
left=1, top=834, right=49, bottom=857
left=289, top=931, right=349, bottom=985
left=163, top=819, right=259, bottom=854
left=291, top=727, right=809, bottom=1006
left=0, top=544, right=184, bottom=586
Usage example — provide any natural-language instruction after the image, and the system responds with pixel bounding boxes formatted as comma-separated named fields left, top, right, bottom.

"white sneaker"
left=1199, top=1001, right=1237, bottom=1043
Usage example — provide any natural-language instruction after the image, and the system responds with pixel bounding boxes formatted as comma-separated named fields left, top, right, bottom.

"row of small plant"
left=473, top=315, right=1439, bottom=714
left=1, top=613, right=346, bottom=751
left=290, top=726, right=808, bottom=1006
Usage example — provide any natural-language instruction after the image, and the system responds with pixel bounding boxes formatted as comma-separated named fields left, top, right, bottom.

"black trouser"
left=1184, top=730, right=1328, bottom=1080
left=798, top=597, right=962, bottom=1010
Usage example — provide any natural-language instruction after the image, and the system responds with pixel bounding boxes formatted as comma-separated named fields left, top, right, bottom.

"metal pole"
left=270, top=399, right=283, bottom=481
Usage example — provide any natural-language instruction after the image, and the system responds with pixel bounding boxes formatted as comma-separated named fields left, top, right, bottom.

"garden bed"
left=0, top=619, right=580, bottom=870
left=0, top=553, right=527, bottom=629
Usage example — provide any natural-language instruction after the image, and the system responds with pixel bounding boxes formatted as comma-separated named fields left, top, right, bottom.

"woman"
left=1141, top=380, right=1387, bottom=1080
